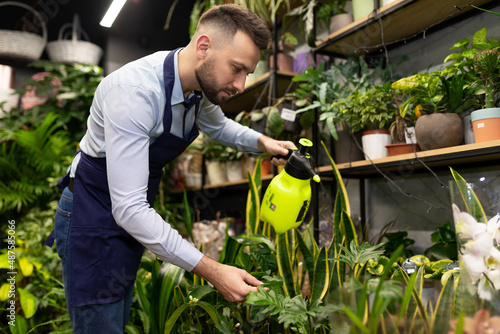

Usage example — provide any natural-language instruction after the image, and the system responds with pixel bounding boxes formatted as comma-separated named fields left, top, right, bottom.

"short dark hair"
left=198, top=4, right=271, bottom=50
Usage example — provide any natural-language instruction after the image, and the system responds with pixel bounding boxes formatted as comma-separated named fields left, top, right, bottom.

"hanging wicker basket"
left=46, top=14, right=103, bottom=66
left=0, top=1, right=47, bottom=61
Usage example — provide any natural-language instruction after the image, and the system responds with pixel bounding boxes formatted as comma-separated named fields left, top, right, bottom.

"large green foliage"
left=0, top=113, right=73, bottom=216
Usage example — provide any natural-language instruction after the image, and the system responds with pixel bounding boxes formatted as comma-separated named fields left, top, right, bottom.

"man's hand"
left=257, top=135, right=296, bottom=166
left=191, top=256, right=265, bottom=303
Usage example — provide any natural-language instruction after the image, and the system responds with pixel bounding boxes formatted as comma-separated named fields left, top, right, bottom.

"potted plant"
left=469, top=48, right=500, bottom=142
left=293, top=57, right=396, bottom=162
left=385, top=89, right=420, bottom=156
left=224, top=146, right=244, bottom=182
left=283, top=0, right=352, bottom=47
left=440, top=27, right=500, bottom=144
left=337, top=82, right=398, bottom=160
left=391, top=71, right=467, bottom=151
left=202, top=139, right=229, bottom=185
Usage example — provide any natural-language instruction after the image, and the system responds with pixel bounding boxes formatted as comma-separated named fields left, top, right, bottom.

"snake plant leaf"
left=401, top=265, right=431, bottom=333
left=181, top=187, right=193, bottom=241
left=321, top=140, right=350, bottom=216
left=276, top=233, right=297, bottom=297
left=295, top=229, right=315, bottom=285
left=311, top=246, right=329, bottom=303
left=450, top=167, right=487, bottom=223
left=342, top=211, right=358, bottom=247
left=246, top=157, right=260, bottom=234
left=397, top=269, right=419, bottom=326
left=431, top=272, right=455, bottom=333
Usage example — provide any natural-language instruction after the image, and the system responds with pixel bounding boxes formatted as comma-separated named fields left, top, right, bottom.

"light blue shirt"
left=71, top=50, right=262, bottom=271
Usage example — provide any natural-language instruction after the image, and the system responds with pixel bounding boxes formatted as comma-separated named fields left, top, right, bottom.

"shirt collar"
left=171, top=49, right=186, bottom=106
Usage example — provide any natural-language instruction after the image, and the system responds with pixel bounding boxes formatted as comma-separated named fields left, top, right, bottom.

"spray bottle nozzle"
left=298, top=138, right=313, bottom=155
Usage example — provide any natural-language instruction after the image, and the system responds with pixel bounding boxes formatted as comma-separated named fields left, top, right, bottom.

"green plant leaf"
left=321, top=140, right=350, bottom=216
left=219, top=234, right=243, bottom=265
left=342, top=306, right=369, bottom=333
left=276, top=233, right=297, bottom=297
left=431, top=270, right=455, bottom=333
left=9, top=315, right=28, bottom=334
left=151, top=261, right=185, bottom=333
left=311, top=246, right=329, bottom=303
left=472, top=27, right=487, bottom=48
left=18, top=287, right=38, bottom=319
left=450, top=167, right=487, bottom=223
left=246, top=157, right=262, bottom=235
left=181, top=187, right=193, bottom=241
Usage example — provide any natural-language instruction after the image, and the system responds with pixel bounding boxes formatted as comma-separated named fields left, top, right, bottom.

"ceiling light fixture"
left=100, top=0, right=127, bottom=28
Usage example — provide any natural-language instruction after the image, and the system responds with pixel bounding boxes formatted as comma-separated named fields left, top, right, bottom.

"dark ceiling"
left=0, top=0, right=198, bottom=60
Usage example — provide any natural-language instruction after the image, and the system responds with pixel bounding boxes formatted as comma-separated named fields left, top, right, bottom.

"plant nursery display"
left=3, top=1, right=500, bottom=334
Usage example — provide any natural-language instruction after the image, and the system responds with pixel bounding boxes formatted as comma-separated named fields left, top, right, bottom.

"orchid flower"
left=452, top=204, right=500, bottom=301
left=452, top=204, right=486, bottom=239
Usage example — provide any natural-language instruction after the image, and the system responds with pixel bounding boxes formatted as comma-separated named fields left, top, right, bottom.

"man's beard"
left=195, top=57, right=237, bottom=105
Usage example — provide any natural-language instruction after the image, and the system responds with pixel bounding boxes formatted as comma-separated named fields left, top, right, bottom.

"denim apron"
left=47, top=49, right=202, bottom=307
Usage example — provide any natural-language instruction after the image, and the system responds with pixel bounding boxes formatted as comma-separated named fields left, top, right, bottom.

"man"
left=47, top=3, right=294, bottom=332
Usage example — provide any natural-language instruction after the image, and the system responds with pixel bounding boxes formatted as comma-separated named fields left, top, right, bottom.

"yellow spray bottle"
left=260, top=138, right=321, bottom=234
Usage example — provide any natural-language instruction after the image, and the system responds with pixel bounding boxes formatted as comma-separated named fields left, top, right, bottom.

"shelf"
left=317, top=140, right=500, bottom=178
left=171, top=173, right=275, bottom=194
left=314, top=0, right=496, bottom=57
left=221, top=71, right=297, bottom=115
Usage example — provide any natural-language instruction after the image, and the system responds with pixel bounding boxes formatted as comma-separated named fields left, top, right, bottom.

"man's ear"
left=195, top=35, right=211, bottom=60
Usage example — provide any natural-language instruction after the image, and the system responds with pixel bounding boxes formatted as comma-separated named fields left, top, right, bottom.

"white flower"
left=462, top=253, right=487, bottom=282
left=477, top=269, right=500, bottom=301
left=486, top=214, right=500, bottom=243
left=463, top=230, right=493, bottom=258
left=452, top=204, right=486, bottom=239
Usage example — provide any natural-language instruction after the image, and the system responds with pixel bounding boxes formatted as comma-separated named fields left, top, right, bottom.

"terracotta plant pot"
left=260, top=159, right=272, bottom=176
left=471, top=108, right=500, bottom=143
left=268, top=53, right=294, bottom=72
left=415, top=113, right=464, bottom=150
left=385, top=143, right=421, bottom=156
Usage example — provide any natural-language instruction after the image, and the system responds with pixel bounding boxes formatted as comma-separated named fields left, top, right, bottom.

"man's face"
left=195, top=30, right=261, bottom=105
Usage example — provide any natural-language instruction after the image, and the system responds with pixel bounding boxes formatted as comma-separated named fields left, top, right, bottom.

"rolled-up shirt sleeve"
left=102, top=84, right=203, bottom=271
left=197, top=98, right=262, bottom=152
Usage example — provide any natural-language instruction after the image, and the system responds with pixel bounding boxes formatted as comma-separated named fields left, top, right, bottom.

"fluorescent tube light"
left=100, top=0, right=127, bottom=28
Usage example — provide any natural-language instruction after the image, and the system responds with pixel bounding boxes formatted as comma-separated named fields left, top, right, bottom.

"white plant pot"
left=361, top=130, right=391, bottom=160
left=226, top=160, right=243, bottom=182
left=0, top=87, right=19, bottom=116
left=206, top=161, right=228, bottom=185
left=329, top=13, right=353, bottom=33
